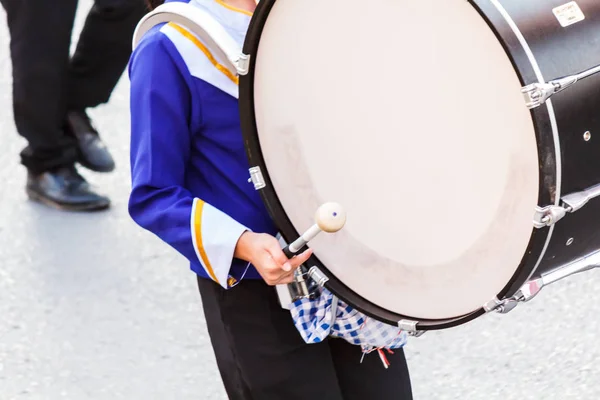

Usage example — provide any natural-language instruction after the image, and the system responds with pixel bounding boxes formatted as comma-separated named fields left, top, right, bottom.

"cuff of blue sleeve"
left=191, top=198, right=252, bottom=290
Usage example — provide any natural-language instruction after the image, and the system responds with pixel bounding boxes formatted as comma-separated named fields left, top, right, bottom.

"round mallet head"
left=315, top=202, right=347, bottom=233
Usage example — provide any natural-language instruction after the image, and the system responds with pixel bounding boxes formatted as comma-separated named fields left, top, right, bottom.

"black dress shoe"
left=64, top=110, right=116, bottom=173
left=26, top=166, right=110, bottom=212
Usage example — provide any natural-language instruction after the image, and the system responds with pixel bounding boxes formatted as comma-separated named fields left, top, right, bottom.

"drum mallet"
left=282, top=202, right=347, bottom=258
left=279, top=202, right=346, bottom=300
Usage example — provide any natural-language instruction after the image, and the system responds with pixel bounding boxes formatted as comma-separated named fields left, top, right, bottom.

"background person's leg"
left=68, top=0, right=146, bottom=109
left=63, top=0, right=147, bottom=173
left=0, top=0, right=110, bottom=211
left=0, top=0, right=79, bottom=173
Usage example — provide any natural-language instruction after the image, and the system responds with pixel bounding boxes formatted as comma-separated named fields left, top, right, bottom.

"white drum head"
left=252, top=0, right=539, bottom=319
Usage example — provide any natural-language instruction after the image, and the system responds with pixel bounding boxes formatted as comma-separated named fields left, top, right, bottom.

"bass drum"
left=239, top=0, right=600, bottom=330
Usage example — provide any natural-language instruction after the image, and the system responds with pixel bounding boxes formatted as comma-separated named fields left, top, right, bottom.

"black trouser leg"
left=67, top=0, right=147, bottom=110
left=329, top=338, right=414, bottom=400
left=0, top=0, right=79, bottom=173
left=199, top=281, right=255, bottom=400
left=197, top=277, right=413, bottom=400
left=198, top=278, right=343, bottom=400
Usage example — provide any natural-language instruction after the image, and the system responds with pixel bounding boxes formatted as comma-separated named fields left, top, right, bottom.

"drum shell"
left=475, top=0, right=600, bottom=285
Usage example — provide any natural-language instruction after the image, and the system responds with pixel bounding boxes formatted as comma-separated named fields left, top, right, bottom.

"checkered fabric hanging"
left=290, top=288, right=409, bottom=368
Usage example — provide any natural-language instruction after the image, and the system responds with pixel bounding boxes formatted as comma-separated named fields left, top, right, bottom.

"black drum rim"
left=238, top=0, right=556, bottom=330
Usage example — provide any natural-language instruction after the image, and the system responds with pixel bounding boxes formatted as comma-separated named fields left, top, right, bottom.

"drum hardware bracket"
left=235, top=53, right=250, bottom=76
left=307, top=266, right=329, bottom=287
left=285, top=265, right=321, bottom=302
left=483, top=278, right=543, bottom=314
left=522, top=64, right=600, bottom=109
left=533, top=205, right=567, bottom=228
left=534, top=183, right=600, bottom=228
left=248, top=166, right=266, bottom=190
left=522, top=76, right=577, bottom=109
left=561, top=183, right=600, bottom=213
left=398, top=319, right=425, bottom=337
left=284, top=265, right=329, bottom=303
left=484, top=249, right=600, bottom=315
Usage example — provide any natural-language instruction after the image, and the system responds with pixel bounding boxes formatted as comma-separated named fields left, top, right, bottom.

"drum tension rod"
left=483, top=279, right=542, bottom=314
left=522, top=76, right=578, bottom=109
left=484, top=249, right=600, bottom=315
left=534, top=183, right=600, bottom=228
left=522, top=64, right=600, bottom=109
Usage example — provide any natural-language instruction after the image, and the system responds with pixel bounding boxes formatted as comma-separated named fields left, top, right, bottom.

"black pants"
left=0, top=0, right=147, bottom=173
left=198, top=277, right=413, bottom=400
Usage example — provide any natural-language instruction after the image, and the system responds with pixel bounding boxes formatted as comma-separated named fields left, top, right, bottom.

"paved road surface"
left=1, top=3, right=599, bottom=399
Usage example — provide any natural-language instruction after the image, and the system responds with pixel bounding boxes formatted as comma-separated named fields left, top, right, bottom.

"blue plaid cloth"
left=290, top=288, right=408, bottom=353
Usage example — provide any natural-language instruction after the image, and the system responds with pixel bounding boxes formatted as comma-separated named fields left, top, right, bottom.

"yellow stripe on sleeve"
left=193, top=199, right=220, bottom=284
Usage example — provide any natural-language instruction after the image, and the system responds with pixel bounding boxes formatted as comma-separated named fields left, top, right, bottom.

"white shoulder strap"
left=132, top=2, right=245, bottom=77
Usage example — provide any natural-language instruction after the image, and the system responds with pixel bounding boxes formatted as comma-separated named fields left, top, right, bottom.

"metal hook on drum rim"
left=534, top=183, right=600, bottom=228
left=484, top=250, right=600, bottom=315
left=522, top=64, right=600, bottom=109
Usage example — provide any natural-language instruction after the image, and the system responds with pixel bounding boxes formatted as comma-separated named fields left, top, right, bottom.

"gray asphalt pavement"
left=1, top=3, right=599, bottom=399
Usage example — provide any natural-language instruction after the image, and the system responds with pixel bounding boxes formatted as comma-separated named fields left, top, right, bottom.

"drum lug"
left=562, top=183, right=600, bottom=213
left=235, top=53, right=251, bottom=76
left=540, top=250, right=600, bottom=287
left=533, top=205, right=567, bottom=228
left=248, top=166, right=266, bottom=190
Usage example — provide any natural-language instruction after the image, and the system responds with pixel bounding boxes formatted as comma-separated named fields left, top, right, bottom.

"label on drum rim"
left=553, top=1, right=585, bottom=27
